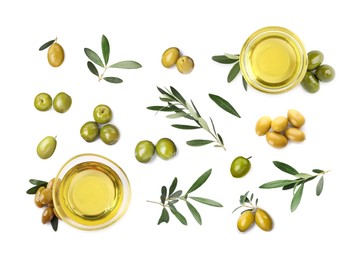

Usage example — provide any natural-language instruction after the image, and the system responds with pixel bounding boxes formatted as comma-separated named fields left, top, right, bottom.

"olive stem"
left=146, top=200, right=163, bottom=206
left=98, top=66, right=108, bottom=81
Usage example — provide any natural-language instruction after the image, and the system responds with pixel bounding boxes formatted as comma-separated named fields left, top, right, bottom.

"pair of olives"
left=80, top=104, right=120, bottom=145
left=230, top=156, right=251, bottom=178
left=135, top=138, right=177, bottom=163
left=161, top=47, right=194, bottom=74
left=34, top=92, right=72, bottom=113
left=237, top=208, right=273, bottom=232
left=301, top=50, right=335, bottom=93
left=256, top=109, right=306, bottom=148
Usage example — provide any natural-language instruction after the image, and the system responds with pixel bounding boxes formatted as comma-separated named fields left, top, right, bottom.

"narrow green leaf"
left=273, top=161, right=299, bottom=175
left=157, top=87, right=176, bottom=101
left=186, top=139, right=214, bottom=147
left=167, top=112, right=188, bottom=119
left=240, top=191, right=250, bottom=204
left=255, top=198, right=258, bottom=207
left=189, top=196, right=223, bottom=207
left=260, top=180, right=298, bottom=189
left=87, top=61, right=99, bottom=77
left=160, top=195, right=166, bottom=204
left=197, top=118, right=210, bottom=131
left=171, top=124, right=200, bottom=130
left=26, top=184, right=47, bottom=194
left=39, top=39, right=55, bottom=51
left=227, top=62, right=241, bottom=83
left=210, top=117, right=217, bottom=135
left=232, top=205, right=242, bottom=213
left=250, top=193, right=254, bottom=202
left=209, top=93, right=241, bottom=118
left=101, top=35, right=110, bottom=65
left=147, top=106, right=181, bottom=112
left=190, top=100, right=201, bottom=118
left=291, top=183, right=304, bottom=212
left=109, top=60, right=142, bottom=69
left=168, top=178, right=177, bottom=197
left=169, top=190, right=182, bottom=199
left=103, top=77, right=123, bottom=83
left=212, top=55, right=237, bottom=64
left=169, top=205, right=187, bottom=225
left=186, top=201, right=202, bottom=225
left=29, top=179, right=47, bottom=186
left=161, top=186, right=167, bottom=198
left=170, top=87, right=186, bottom=105
left=295, top=173, right=313, bottom=179
left=282, top=182, right=298, bottom=190
left=217, top=134, right=224, bottom=145
left=224, top=53, right=240, bottom=60
left=316, top=176, right=324, bottom=196
left=51, top=216, right=58, bottom=231
left=84, top=48, right=104, bottom=67
left=313, top=169, right=324, bottom=173
left=158, top=208, right=170, bottom=224
left=187, top=169, right=212, bottom=194
left=242, top=76, right=248, bottom=91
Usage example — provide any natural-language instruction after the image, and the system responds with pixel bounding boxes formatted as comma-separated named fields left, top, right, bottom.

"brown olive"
left=34, top=186, right=45, bottom=208
left=161, top=47, right=180, bottom=68
left=39, top=188, right=52, bottom=205
left=255, top=208, right=273, bottom=231
left=271, top=116, right=288, bottom=132
left=285, top=127, right=305, bottom=142
left=42, top=207, right=54, bottom=224
left=287, top=109, right=305, bottom=128
left=255, top=116, right=271, bottom=136
left=266, top=132, right=288, bottom=148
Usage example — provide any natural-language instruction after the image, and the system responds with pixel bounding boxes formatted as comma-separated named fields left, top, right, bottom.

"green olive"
left=307, top=50, right=324, bottom=71
left=161, top=47, right=180, bottom=68
left=237, top=210, right=255, bottom=232
left=156, top=138, right=177, bottom=160
left=37, top=136, right=57, bottom=159
left=47, top=42, right=64, bottom=67
left=39, top=188, right=52, bottom=205
left=301, top=71, right=320, bottom=93
left=230, top=156, right=251, bottom=178
left=135, top=140, right=155, bottom=163
left=255, top=208, right=273, bottom=231
left=271, top=116, right=288, bottom=133
left=176, top=56, right=194, bottom=74
left=255, top=116, right=271, bottom=136
left=315, top=64, right=335, bottom=82
left=42, top=207, right=54, bottom=224
left=34, top=186, right=45, bottom=208
left=34, top=93, right=52, bottom=111
left=80, top=121, right=100, bottom=142
left=100, top=124, right=120, bottom=145
left=287, top=109, right=305, bottom=128
left=285, top=127, right=305, bottom=142
left=266, top=132, right=288, bottom=148
left=53, top=92, right=72, bottom=113
left=93, top=104, right=112, bottom=124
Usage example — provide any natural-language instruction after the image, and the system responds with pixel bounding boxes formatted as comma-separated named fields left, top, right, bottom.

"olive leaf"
left=242, top=76, right=248, bottom=91
left=227, top=62, right=240, bottom=83
left=29, top=179, right=48, bottom=186
left=186, top=139, right=214, bottom=147
left=109, top=61, right=142, bottom=69
left=291, top=183, right=304, bottom=212
left=87, top=61, right=99, bottom=77
left=186, top=169, right=212, bottom=194
left=101, top=35, right=110, bottom=65
left=212, top=55, right=237, bottom=64
left=103, top=77, right=123, bottom=83
left=169, top=204, right=187, bottom=225
left=259, top=180, right=298, bottom=189
left=169, top=190, right=182, bottom=199
left=224, top=53, right=239, bottom=60
left=316, top=176, right=324, bottom=196
left=84, top=48, right=104, bottom=67
left=51, top=216, right=58, bottom=231
left=273, top=161, right=299, bottom=175
left=209, top=93, right=241, bottom=118
left=171, top=124, right=201, bottom=130
left=312, top=169, right=324, bottom=173
left=26, top=179, right=48, bottom=194
left=39, top=39, right=55, bottom=51
left=189, top=197, right=223, bottom=207
left=168, top=178, right=178, bottom=196
left=158, top=208, right=170, bottom=225
left=186, top=201, right=202, bottom=225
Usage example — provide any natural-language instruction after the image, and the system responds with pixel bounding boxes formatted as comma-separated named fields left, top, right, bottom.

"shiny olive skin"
left=255, top=208, right=273, bottom=231
left=301, top=71, right=320, bottom=93
left=135, top=140, right=155, bottom=163
left=287, top=109, right=305, bottom=128
left=80, top=121, right=100, bottom=142
left=47, top=42, right=64, bottom=67
left=285, top=127, right=305, bottom=142
left=37, top=136, right=57, bottom=159
left=100, top=124, right=120, bottom=145
left=266, top=132, right=288, bottom=148
left=34, top=187, right=46, bottom=208
left=255, top=116, right=271, bottom=136
left=39, top=188, right=52, bottom=205
left=156, top=138, right=177, bottom=160
left=42, top=207, right=54, bottom=224
left=307, top=50, right=324, bottom=71
left=53, top=92, right=72, bottom=113
left=34, top=93, right=52, bottom=111
left=315, top=64, right=335, bottom=82
left=176, top=56, right=194, bottom=74
left=230, top=156, right=251, bottom=178
left=237, top=210, right=255, bottom=232
left=93, top=104, right=112, bottom=124
left=271, top=116, right=288, bottom=133
left=161, top=47, right=180, bottom=68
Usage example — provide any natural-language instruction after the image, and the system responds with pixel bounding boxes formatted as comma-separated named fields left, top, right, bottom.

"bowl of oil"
left=52, top=154, right=131, bottom=230
left=240, top=26, right=308, bottom=93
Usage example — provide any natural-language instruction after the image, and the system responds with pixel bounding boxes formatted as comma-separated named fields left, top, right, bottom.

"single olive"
left=161, top=47, right=180, bottom=68
left=307, top=50, right=324, bottom=71
left=255, top=208, right=273, bottom=231
left=266, top=132, right=288, bottom=148
left=237, top=210, right=255, bottom=232
left=34, top=186, right=46, bottom=208
left=47, top=42, right=64, bottom=67
left=255, top=116, right=271, bottom=136
left=155, top=138, right=177, bottom=160
left=230, top=156, right=251, bottom=178
left=287, top=109, right=305, bottom=128
left=34, top=93, right=52, bottom=111
left=93, top=104, right=112, bottom=124
left=39, top=188, right=52, bottom=205
left=100, top=124, right=120, bottom=145
left=42, top=207, right=54, bottom=224
left=80, top=121, right=100, bottom=142
left=135, top=140, right=155, bottom=163
left=271, top=116, right=288, bottom=133
left=37, top=136, right=57, bottom=159
left=176, top=56, right=194, bottom=74
left=285, top=127, right=306, bottom=142
left=301, top=71, right=320, bottom=93
left=53, top=92, right=72, bottom=113
left=315, top=64, right=335, bottom=82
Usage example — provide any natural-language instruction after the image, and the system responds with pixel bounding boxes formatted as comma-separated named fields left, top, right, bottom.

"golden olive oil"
left=58, top=161, right=123, bottom=226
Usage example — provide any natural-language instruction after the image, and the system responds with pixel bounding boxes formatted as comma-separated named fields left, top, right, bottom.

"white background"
left=1, top=0, right=363, bottom=259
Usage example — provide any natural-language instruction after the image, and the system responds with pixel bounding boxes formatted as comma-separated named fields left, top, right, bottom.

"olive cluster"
left=34, top=178, right=60, bottom=224
left=301, top=50, right=335, bottom=93
left=161, top=47, right=194, bottom=74
left=237, top=208, right=273, bottom=232
left=135, top=138, right=177, bottom=163
left=80, top=104, right=120, bottom=145
left=255, top=109, right=306, bottom=148
left=34, top=92, right=72, bottom=113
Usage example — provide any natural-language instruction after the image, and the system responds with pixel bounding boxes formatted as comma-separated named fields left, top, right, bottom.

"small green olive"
left=34, top=93, right=52, bottom=111
left=307, top=50, right=324, bottom=71
left=135, top=140, right=155, bottom=163
left=255, top=208, right=273, bottom=231
left=285, top=127, right=305, bottom=142
left=37, top=136, right=57, bottom=159
left=230, top=156, right=251, bottom=178
left=93, top=104, right=112, bottom=124
left=156, top=138, right=177, bottom=160
left=271, top=116, right=288, bottom=133
left=53, top=92, right=72, bottom=113
left=266, top=132, right=288, bottom=148
left=287, top=109, right=305, bottom=128
left=80, top=121, right=100, bottom=142
left=301, top=71, right=320, bottom=93
left=39, top=188, right=52, bottom=205
left=34, top=187, right=46, bottom=208
left=42, top=207, right=54, bottom=224
left=100, top=124, right=120, bottom=145
left=237, top=210, right=255, bottom=232
left=47, top=42, right=64, bottom=67
left=315, top=64, right=335, bottom=82
left=161, top=47, right=180, bottom=68
left=255, top=116, right=271, bottom=136
left=176, top=56, right=194, bottom=74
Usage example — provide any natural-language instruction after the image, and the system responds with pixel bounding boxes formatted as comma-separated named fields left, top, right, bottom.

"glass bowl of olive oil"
left=240, top=26, right=308, bottom=93
left=52, top=154, right=131, bottom=230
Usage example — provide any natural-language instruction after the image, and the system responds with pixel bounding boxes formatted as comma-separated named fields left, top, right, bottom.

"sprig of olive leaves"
left=259, top=161, right=330, bottom=212
left=147, top=86, right=226, bottom=149
left=84, top=35, right=142, bottom=83
left=232, top=191, right=258, bottom=214
left=212, top=53, right=248, bottom=91
left=147, top=169, right=223, bottom=225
